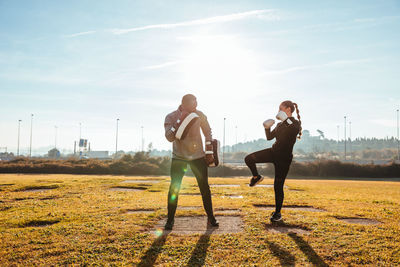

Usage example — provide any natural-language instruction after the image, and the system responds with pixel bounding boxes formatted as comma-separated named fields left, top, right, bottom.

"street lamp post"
left=235, top=125, right=238, bottom=152
left=397, top=109, right=399, bottom=161
left=344, top=116, right=347, bottom=161
left=349, top=121, right=352, bottom=161
left=223, top=118, right=226, bottom=166
left=115, top=119, right=119, bottom=156
left=29, top=114, right=33, bottom=157
left=17, top=119, right=21, bottom=156
left=337, top=125, right=340, bottom=154
left=141, top=126, right=144, bottom=152
left=54, top=126, right=58, bottom=149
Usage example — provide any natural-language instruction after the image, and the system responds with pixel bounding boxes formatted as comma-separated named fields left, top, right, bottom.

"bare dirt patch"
left=180, top=193, right=202, bottom=196
left=177, top=206, right=202, bottom=210
left=109, top=186, right=147, bottom=192
left=17, top=185, right=59, bottom=192
left=211, top=184, right=240, bottom=187
left=252, top=184, right=289, bottom=188
left=221, top=195, right=243, bottom=199
left=336, top=217, right=381, bottom=225
left=151, top=215, right=244, bottom=235
left=19, top=219, right=60, bottom=228
left=126, top=209, right=155, bottom=214
left=121, top=179, right=162, bottom=184
left=215, top=208, right=241, bottom=214
left=265, top=223, right=311, bottom=235
left=254, top=204, right=325, bottom=212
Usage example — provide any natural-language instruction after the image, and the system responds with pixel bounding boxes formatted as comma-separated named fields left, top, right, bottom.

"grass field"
left=0, top=174, right=399, bottom=266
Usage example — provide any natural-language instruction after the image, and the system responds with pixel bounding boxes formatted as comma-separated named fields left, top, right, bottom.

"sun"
left=178, top=34, right=262, bottom=106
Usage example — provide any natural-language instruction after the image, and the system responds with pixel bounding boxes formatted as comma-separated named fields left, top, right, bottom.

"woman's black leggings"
left=244, top=148, right=292, bottom=213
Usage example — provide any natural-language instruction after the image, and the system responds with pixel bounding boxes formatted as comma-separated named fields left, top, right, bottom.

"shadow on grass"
left=137, top=231, right=170, bottom=267
left=288, top=233, right=329, bottom=267
left=265, top=240, right=296, bottom=266
left=186, top=227, right=216, bottom=267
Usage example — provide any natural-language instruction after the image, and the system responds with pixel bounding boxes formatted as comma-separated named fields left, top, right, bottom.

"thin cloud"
left=111, top=9, right=278, bottom=34
left=63, top=31, right=97, bottom=38
left=261, top=58, right=372, bottom=75
left=142, top=60, right=180, bottom=70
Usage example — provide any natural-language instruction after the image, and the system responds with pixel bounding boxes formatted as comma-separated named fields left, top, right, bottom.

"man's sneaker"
left=207, top=217, right=219, bottom=227
left=249, top=175, right=264, bottom=187
left=164, top=219, right=174, bottom=230
left=270, top=211, right=282, bottom=222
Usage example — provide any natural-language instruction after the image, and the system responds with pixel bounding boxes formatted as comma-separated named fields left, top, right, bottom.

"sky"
left=0, top=0, right=399, bottom=155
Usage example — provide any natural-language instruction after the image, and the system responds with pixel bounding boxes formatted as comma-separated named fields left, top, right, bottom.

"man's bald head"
left=181, top=94, right=197, bottom=112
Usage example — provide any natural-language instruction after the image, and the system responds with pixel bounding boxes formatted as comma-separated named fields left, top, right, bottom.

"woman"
left=244, top=100, right=302, bottom=222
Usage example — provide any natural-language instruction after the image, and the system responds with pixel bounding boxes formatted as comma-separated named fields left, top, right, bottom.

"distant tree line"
left=149, top=129, right=400, bottom=161
left=0, top=152, right=399, bottom=179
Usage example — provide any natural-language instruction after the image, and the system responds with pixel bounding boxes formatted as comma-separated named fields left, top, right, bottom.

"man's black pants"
left=167, top=157, right=214, bottom=222
left=244, top=148, right=292, bottom=213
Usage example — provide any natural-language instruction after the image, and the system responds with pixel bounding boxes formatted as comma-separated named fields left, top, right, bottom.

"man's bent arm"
left=199, top=112, right=212, bottom=142
left=164, top=114, right=177, bottom=142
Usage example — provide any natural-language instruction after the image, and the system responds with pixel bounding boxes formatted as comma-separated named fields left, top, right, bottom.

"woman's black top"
left=265, top=116, right=301, bottom=159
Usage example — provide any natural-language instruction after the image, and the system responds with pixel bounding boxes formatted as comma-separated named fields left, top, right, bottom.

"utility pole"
left=141, top=126, right=144, bottom=152
left=29, top=114, right=33, bottom=157
left=397, top=109, right=399, bottom=161
left=223, top=118, right=226, bottom=166
left=115, top=118, right=119, bottom=156
left=54, top=126, right=58, bottom=149
left=17, top=119, right=21, bottom=156
left=337, top=125, right=340, bottom=154
left=235, top=125, right=238, bottom=152
left=344, top=116, right=347, bottom=161
left=349, top=121, right=352, bottom=161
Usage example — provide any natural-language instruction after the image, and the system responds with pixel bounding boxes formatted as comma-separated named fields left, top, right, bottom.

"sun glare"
left=178, top=35, right=262, bottom=105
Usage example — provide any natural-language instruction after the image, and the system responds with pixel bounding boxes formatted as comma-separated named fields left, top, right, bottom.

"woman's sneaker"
left=249, top=175, right=264, bottom=187
left=270, top=211, right=282, bottom=222
left=164, top=219, right=174, bottom=230
left=207, top=217, right=219, bottom=227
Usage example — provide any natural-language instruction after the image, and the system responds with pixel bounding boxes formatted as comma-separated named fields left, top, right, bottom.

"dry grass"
left=0, top=173, right=399, bottom=266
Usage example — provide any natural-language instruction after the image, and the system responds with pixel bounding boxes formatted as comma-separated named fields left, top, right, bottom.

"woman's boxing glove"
left=263, top=119, right=275, bottom=129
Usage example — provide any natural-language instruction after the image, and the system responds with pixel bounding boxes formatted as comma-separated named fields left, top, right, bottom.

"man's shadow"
left=288, top=232, right=329, bottom=267
left=137, top=230, right=171, bottom=267
left=186, top=226, right=216, bottom=267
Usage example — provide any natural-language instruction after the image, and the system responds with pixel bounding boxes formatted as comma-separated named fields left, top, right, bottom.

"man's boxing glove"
left=173, top=112, right=199, bottom=140
left=205, top=139, right=220, bottom=167
left=263, top=119, right=275, bottom=129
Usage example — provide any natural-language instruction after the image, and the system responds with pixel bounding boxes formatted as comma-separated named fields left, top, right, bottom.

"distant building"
left=48, top=148, right=61, bottom=158
left=85, top=151, right=110, bottom=159
left=0, top=152, right=15, bottom=161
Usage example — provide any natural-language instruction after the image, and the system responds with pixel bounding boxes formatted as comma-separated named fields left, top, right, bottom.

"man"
left=163, top=94, right=219, bottom=230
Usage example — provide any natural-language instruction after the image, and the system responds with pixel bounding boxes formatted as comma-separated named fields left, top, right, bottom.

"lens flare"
left=170, top=194, right=176, bottom=201
left=155, top=228, right=163, bottom=237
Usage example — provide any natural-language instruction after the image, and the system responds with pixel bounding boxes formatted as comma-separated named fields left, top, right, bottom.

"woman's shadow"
left=264, top=221, right=329, bottom=267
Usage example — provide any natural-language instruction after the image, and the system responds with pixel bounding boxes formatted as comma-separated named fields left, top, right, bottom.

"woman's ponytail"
left=293, top=103, right=302, bottom=139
